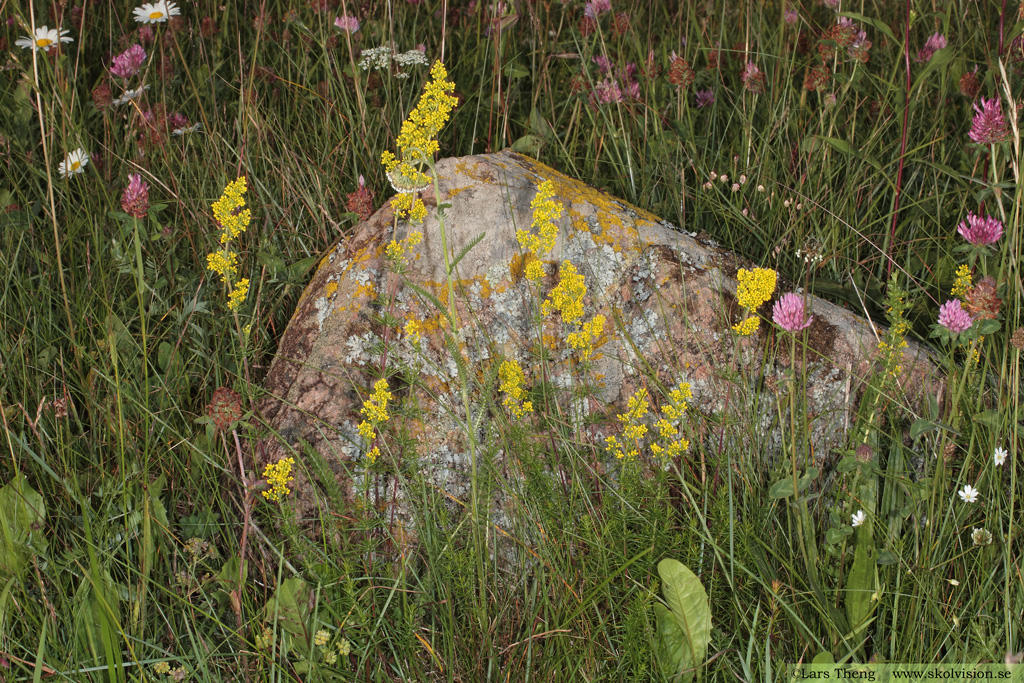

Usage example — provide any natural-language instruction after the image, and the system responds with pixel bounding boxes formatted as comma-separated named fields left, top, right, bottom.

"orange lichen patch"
left=324, top=281, right=339, bottom=298
left=354, top=282, right=376, bottom=300
left=454, top=159, right=499, bottom=185
left=445, top=186, right=470, bottom=199
left=510, top=155, right=659, bottom=254
left=542, top=333, right=561, bottom=350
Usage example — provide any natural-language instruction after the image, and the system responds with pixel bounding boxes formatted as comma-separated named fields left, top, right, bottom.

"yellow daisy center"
left=36, top=38, right=53, bottom=47
left=149, top=11, right=164, bottom=19
left=70, top=161, right=81, bottom=171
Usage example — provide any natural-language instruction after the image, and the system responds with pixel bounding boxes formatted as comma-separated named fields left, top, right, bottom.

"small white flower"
left=709, top=171, right=718, bottom=181
left=58, top=148, right=90, bottom=178
left=15, top=26, right=74, bottom=52
left=971, top=527, right=993, bottom=547
left=112, top=85, right=150, bottom=106
left=948, top=578, right=960, bottom=586
left=720, top=174, right=729, bottom=183
left=739, top=174, right=747, bottom=184
left=756, top=184, right=765, bottom=192
left=702, top=181, right=713, bottom=190
left=133, top=1, right=180, bottom=24
left=851, top=509, right=866, bottom=527
left=958, top=484, right=980, bottom=503
left=172, top=123, right=203, bottom=136
left=731, top=183, right=740, bottom=192
left=783, top=199, right=791, bottom=208
left=993, top=446, right=1008, bottom=466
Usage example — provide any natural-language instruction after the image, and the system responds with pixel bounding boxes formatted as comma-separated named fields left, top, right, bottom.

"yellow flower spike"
left=212, top=177, right=251, bottom=243
left=518, top=180, right=563, bottom=257
left=499, top=359, right=533, bottom=419
left=227, top=278, right=250, bottom=311
left=735, top=267, right=777, bottom=310
left=951, top=265, right=972, bottom=297
left=542, top=261, right=587, bottom=325
left=207, top=249, right=239, bottom=282
left=261, top=457, right=295, bottom=502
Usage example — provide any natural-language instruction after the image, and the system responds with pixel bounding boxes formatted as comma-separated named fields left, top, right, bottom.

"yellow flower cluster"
left=877, top=282, right=910, bottom=380
left=213, top=177, right=251, bottom=243
left=385, top=230, right=424, bottom=269
left=951, top=264, right=972, bottom=297
left=517, top=181, right=562, bottom=281
left=566, top=314, right=605, bottom=362
left=207, top=177, right=253, bottom=311
left=499, top=359, right=533, bottom=418
left=357, top=379, right=393, bottom=463
left=261, top=457, right=295, bottom=501
left=732, top=267, right=777, bottom=335
left=606, top=382, right=692, bottom=460
left=606, top=388, right=649, bottom=460
left=382, top=61, right=459, bottom=223
left=405, top=317, right=423, bottom=345
left=542, top=260, right=606, bottom=362
left=542, top=261, right=586, bottom=324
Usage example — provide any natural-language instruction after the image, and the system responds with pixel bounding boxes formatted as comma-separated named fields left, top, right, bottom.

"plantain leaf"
left=654, top=559, right=711, bottom=682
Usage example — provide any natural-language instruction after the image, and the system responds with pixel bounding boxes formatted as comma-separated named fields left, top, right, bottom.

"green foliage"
left=654, top=559, right=711, bottom=682
left=0, top=474, right=46, bottom=580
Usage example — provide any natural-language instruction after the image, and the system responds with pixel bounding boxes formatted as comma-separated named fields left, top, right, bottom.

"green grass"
left=1, top=0, right=1022, bottom=680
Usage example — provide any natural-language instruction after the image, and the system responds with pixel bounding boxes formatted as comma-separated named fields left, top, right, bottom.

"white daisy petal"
left=58, top=148, right=90, bottom=178
left=133, top=1, right=180, bottom=24
left=16, top=26, right=74, bottom=52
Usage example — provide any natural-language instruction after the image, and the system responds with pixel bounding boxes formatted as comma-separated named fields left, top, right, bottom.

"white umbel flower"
left=58, top=148, right=90, bottom=178
left=133, top=1, right=180, bottom=24
left=15, top=26, right=74, bottom=52
left=851, top=510, right=866, bottom=528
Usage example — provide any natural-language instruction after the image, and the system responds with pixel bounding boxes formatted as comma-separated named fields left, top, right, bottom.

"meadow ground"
left=0, top=0, right=1022, bottom=680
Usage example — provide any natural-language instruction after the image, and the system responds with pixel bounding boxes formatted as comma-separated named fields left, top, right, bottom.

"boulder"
left=258, top=150, right=941, bottom=525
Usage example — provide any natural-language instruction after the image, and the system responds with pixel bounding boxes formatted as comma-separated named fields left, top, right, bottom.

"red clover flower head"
left=773, top=292, right=814, bottom=332
left=938, top=299, right=973, bottom=334
left=969, top=97, right=1010, bottom=145
left=110, top=44, right=147, bottom=79
left=915, top=32, right=947, bottom=63
left=121, top=173, right=150, bottom=219
left=740, top=62, right=767, bottom=94
left=333, top=15, right=359, bottom=33
left=957, top=212, right=1004, bottom=245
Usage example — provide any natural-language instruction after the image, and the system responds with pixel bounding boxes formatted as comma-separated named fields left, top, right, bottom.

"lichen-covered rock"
left=259, top=150, right=941, bottom=526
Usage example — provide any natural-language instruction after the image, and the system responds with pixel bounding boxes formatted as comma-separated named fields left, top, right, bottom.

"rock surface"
left=259, top=150, right=941, bottom=524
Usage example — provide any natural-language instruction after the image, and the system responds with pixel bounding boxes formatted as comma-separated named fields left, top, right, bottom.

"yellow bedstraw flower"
left=212, top=176, right=251, bottom=243
left=732, top=267, right=777, bottom=335
left=382, top=61, right=459, bottom=221
left=566, top=314, right=605, bottom=361
left=261, top=457, right=295, bottom=501
left=951, top=265, right=972, bottom=297
left=517, top=180, right=562, bottom=256
left=542, top=261, right=586, bottom=324
left=357, top=379, right=393, bottom=461
left=227, top=278, right=250, bottom=311
left=499, top=359, right=533, bottom=419
left=207, top=249, right=238, bottom=281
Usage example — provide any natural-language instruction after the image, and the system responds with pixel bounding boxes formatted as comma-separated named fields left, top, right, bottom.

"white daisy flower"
left=993, top=446, right=1008, bottom=467
left=58, top=148, right=90, bottom=178
left=958, top=484, right=980, bottom=504
left=851, top=509, right=866, bottom=528
left=15, top=26, right=74, bottom=52
left=112, top=85, right=150, bottom=106
left=133, top=1, right=180, bottom=24
left=171, top=123, right=203, bottom=136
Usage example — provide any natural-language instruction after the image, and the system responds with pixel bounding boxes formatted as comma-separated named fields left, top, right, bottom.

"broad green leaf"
left=655, top=559, right=711, bottom=682
left=264, top=577, right=311, bottom=643
left=0, top=474, right=47, bottom=580
left=846, top=538, right=875, bottom=633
